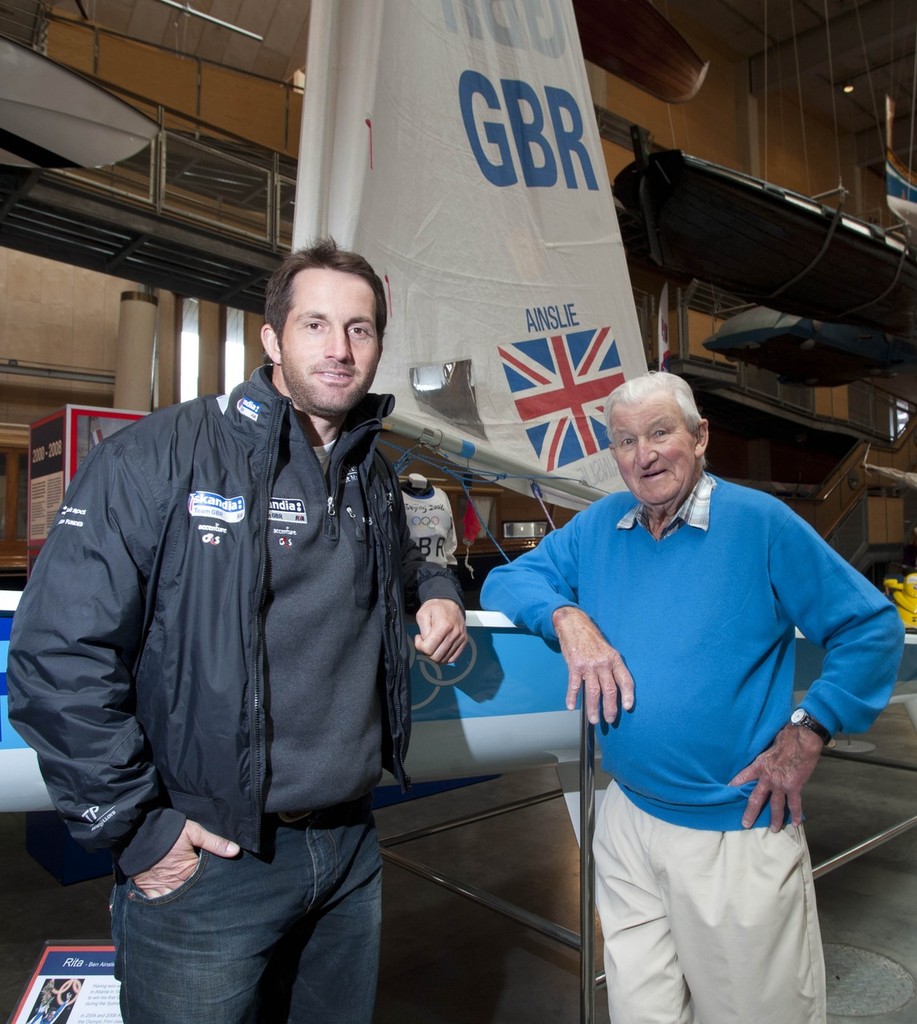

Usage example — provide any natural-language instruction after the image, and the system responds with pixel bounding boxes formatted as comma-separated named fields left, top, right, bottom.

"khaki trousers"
left=594, top=782, right=827, bottom=1024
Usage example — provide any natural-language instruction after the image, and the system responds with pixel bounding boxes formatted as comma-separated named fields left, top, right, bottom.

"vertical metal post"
left=580, top=705, right=596, bottom=1024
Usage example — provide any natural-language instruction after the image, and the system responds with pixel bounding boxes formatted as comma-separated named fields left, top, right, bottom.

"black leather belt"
left=277, top=809, right=314, bottom=824
left=267, top=795, right=372, bottom=829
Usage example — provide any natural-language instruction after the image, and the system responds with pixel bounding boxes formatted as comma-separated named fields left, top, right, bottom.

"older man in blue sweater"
left=481, top=371, right=903, bottom=1024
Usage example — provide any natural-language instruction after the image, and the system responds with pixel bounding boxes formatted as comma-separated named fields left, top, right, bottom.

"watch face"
left=791, top=709, right=805, bottom=724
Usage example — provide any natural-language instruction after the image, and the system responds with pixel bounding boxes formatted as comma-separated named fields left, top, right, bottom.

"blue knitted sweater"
left=481, top=477, right=904, bottom=830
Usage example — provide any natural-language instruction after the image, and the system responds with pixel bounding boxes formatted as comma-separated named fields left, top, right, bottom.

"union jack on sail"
left=498, top=327, right=624, bottom=472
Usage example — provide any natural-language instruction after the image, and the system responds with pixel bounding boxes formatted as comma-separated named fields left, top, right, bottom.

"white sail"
left=294, top=0, right=648, bottom=508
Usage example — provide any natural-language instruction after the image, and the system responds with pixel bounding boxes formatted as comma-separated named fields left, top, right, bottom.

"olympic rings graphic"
left=409, top=633, right=479, bottom=709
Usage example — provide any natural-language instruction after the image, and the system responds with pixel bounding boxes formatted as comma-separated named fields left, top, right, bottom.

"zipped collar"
left=220, top=366, right=394, bottom=442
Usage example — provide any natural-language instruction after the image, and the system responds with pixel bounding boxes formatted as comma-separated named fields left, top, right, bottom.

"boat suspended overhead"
left=571, top=0, right=708, bottom=104
left=886, top=153, right=917, bottom=233
left=0, top=37, right=158, bottom=169
left=614, top=145, right=917, bottom=341
left=702, top=306, right=917, bottom=387
left=886, top=96, right=917, bottom=234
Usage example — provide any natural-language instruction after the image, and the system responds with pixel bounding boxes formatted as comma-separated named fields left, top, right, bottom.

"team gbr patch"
left=269, top=497, right=307, bottom=523
left=188, top=491, right=246, bottom=523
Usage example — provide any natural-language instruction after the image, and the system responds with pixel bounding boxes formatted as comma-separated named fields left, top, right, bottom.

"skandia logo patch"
left=188, top=491, right=246, bottom=523
left=237, top=397, right=261, bottom=422
left=269, top=497, right=307, bottom=524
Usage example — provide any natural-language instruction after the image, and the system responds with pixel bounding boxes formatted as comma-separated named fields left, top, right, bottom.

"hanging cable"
left=777, top=30, right=787, bottom=175
left=763, top=0, right=769, bottom=181
left=789, top=0, right=812, bottom=196
left=822, top=0, right=845, bottom=189
left=661, top=0, right=679, bottom=147
left=852, top=0, right=886, bottom=173
left=908, top=23, right=917, bottom=183
left=530, top=482, right=557, bottom=531
left=667, top=97, right=678, bottom=149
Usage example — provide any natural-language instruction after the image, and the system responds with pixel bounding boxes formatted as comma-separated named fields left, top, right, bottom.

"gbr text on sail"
left=442, top=0, right=600, bottom=190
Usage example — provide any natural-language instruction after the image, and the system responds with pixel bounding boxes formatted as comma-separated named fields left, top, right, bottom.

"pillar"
left=113, top=290, right=158, bottom=412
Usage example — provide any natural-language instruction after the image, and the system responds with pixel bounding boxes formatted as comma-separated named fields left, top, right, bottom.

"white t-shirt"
left=402, top=485, right=457, bottom=566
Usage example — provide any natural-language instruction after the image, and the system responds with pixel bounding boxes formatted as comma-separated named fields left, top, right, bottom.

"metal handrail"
left=579, top=709, right=597, bottom=1023
left=813, top=813, right=917, bottom=879
left=378, top=711, right=604, bottom=1021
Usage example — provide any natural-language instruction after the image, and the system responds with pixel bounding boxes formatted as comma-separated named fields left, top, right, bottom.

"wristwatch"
left=790, top=707, right=831, bottom=745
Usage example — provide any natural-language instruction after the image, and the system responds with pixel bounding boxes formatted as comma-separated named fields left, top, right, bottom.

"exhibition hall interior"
left=1, top=0, right=917, bottom=1021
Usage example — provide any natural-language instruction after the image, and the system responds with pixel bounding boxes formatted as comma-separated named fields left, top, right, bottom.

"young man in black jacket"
left=8, top=239, right=467, bottom=1024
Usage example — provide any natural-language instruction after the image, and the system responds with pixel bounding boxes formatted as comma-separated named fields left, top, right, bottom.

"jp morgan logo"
left=188, top=491, right=246, bottom=523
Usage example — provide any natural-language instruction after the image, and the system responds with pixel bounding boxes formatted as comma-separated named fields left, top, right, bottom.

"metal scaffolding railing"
left=53, top=118, right=297, bottom=255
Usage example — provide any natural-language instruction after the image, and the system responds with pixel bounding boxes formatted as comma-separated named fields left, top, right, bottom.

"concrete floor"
left=0, top=706, right=915, bottom=1024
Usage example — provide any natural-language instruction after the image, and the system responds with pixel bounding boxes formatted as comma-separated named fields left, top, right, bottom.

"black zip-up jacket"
left=7, top=368, right=463, bottom=875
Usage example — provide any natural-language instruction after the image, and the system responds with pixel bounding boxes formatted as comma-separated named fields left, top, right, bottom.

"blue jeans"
left=110, top=798, right=382, bottom=1024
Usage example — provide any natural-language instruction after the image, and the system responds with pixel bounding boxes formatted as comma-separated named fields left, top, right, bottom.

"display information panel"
left=7, top=943, right=121, bottom=1024
left=27, top=407, right=145, bottom=573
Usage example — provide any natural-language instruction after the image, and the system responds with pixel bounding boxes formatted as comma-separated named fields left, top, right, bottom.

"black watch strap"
left=790, top=708, right=831, bottom=745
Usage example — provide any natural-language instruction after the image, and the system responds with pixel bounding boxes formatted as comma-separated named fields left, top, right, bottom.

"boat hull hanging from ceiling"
left=572, top=0, right=708, bottom=103
left=886, top=148, right=917, bottom=233
left=702, top=306, right=917, bottom=387
left=885, top=95, right=917, bottom=232
left=0, top=37, right=158, bottom=169
left=613, top=148, right=917, bottom=341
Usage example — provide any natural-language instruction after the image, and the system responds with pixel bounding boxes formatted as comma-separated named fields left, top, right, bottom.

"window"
left=224, top=307, right=246, bottom=392
left=180, top=298, right=200, bottom=402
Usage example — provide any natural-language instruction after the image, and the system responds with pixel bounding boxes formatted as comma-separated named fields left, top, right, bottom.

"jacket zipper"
left=373, top=480, right=410, bottom=789
left=251, top=400, right=284, bottom=848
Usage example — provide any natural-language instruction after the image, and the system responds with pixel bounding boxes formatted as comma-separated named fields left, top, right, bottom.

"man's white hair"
left=604, top=371, right=702, bottom=435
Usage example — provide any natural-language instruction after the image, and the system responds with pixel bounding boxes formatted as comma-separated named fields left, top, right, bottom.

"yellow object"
left=883, top=573, right=917, bottom=630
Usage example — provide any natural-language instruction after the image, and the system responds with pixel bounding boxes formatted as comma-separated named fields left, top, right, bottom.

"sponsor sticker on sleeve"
left=238, top=397, right=261, bottom=422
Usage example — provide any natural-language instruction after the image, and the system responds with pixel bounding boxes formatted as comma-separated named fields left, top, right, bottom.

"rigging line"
left=530, top=482, right=557, bottom=531
left=852, top=0, right=885, bottom=171
left=888, top=0, right=897, bottom=95
left=457, top=478, right=511, bottom=564
left=822, top=0, right=845, bottom=188
left=776, top=9, right=787, bottom=173
left=379, top=435, right=606, bottom=494
left=763, top=0, right=769, bottom=182
left=837, top=235, right=910, bottom=318
left=790, top=0, right=811, bottom=196
left=384, top=447, right=500, bottom=490
left=661, top=0, right=677, bottom=147
left=380, top=441, right=512, bottom=565
left=766, top=194, right=846, bottom=300
left=908, top=22, right=917, bottom=181
left=379, top=438, right=545, bottom=494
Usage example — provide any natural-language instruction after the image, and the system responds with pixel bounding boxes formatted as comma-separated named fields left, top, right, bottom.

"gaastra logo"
left=238, top=397, right=261, bottom=422
left=188, top=491, right=246, bottom=523
left=268, top=497, right=307, bottom=524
